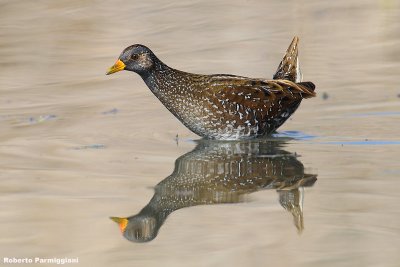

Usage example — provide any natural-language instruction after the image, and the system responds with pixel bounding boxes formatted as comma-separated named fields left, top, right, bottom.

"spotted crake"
left=107, top=37, right=315, bottom=140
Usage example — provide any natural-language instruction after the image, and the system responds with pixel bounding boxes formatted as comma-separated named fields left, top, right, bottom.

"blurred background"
left=0, top=0, right=399, bottom=266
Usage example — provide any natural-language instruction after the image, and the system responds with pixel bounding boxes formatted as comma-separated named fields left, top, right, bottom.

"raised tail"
left=266, top=37, right=315, bottom=133
left=273, top=36, right=302, bottom=83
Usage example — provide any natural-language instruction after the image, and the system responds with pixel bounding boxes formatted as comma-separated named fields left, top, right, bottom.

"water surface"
left=1, top=0, right=400, bottom=266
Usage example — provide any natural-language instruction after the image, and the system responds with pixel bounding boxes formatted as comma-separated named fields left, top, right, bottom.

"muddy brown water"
left=1, top=0, right=400, bottom=266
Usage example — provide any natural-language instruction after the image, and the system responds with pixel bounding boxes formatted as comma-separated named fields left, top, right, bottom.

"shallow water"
left=1, top=0, right=400, bottom=266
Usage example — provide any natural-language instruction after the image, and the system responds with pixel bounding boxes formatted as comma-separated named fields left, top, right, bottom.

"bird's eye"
left=131, top=54, right=139, bottom=60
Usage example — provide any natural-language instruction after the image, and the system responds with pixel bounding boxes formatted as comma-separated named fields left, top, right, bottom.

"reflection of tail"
left=279, top=188, right=304, bottom=233
left=277, top=174, right=316, bottom=234
left=273, top=36, right=302, bottom=83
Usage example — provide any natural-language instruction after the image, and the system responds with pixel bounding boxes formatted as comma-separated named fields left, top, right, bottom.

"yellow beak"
left=110, top=216, right=128, bottom=233
left=106, top=59, right=126, bottom=75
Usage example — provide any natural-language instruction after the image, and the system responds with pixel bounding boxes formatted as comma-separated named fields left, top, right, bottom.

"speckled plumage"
left=107, top=37, right=316, bottom=140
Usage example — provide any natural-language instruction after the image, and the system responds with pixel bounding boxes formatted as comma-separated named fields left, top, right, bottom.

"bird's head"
left=106, top=44, right=157, bottom=76
left=110, top=215, right=159, bottom=243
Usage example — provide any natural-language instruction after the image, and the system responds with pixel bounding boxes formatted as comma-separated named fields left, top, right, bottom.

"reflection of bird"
left=111, top=140, right=317, bottom=243
left=106, top=37, right=316, bottom=140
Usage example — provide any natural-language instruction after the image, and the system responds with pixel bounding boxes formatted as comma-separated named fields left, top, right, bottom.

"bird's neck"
left=138, top=200, right=173, bottom=224
left=142, top=64, right=189, bottom=92
left=140, top=62, right=199, bottom=113
left=141, top=64, right=175, bottom=95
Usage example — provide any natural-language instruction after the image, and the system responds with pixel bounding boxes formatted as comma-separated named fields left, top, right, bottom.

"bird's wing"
left=203, top=76, right=315, bottom=122
left=205, top=75, right=315, bottom=101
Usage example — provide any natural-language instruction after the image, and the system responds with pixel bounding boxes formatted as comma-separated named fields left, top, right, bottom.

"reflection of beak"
left=110, top=216, right=128, bottom=233
left=106, top=59, right=126, bottom=75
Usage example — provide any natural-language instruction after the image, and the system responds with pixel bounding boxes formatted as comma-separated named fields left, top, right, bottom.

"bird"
left=110, top=140, right=317, bottom=242
left=106, top=37, right=315, bottom=140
